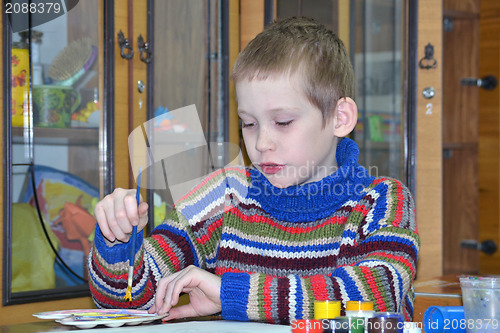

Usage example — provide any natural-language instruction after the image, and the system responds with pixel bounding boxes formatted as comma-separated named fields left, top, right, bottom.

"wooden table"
left=413, top=274, right=463, bottom=323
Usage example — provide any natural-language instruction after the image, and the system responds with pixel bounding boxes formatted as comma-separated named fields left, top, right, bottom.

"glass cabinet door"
left=351, top=0, right=408, bottom=183
left=275, top=0, right=412, bottom=184
left=147, top=0, right=230, bottom=225
left=3, top=0, right=111, bottom=304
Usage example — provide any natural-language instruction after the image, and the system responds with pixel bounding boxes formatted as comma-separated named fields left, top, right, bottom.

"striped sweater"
left=88, top=138, right=419, bottom=323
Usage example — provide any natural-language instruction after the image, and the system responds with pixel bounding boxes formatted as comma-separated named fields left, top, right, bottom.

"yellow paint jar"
left=314, top=300, right=341, bottom=320
left=11, top=42, right=30, bottom=127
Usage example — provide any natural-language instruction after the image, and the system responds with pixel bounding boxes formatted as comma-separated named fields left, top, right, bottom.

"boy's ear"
left=333, top=97, right=358, bottom=137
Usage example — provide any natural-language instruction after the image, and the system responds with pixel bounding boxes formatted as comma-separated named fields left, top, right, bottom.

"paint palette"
left=33, top=309, right=168, bottom=329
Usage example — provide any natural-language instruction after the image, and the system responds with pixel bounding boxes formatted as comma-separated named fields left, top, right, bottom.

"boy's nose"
left=255, top=129, right=275, bottom=152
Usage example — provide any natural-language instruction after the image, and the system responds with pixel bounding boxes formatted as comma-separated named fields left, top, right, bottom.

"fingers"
left=138, top=201, right=149, bottom=229
left=94, top=203, right=114, bottom=242
left=154, top=266, right=197, bottom=315
left=155, top=271, right=182, bottom=315
left=94, top=188, right=149, bottom=244
left=150, top=267, right=222, bottom=320
left=123, top=194, right=140, bottom=226
left=165, top=304, right=199, bottom=321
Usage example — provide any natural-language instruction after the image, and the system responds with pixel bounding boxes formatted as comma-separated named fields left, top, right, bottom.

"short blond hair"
left=232, top=17, right=354, bottom=121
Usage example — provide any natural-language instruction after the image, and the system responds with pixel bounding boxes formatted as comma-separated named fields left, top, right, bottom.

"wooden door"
left=442, top=0, right=480, bottom=275
left=478, top=0, right=500, bottom=274
left=441, top=0, right=500, bottom=275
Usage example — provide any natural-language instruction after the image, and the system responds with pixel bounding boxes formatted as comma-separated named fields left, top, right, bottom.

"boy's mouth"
left=259, top=163, right=285, bottom=175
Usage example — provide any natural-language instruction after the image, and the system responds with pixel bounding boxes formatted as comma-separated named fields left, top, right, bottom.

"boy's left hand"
left=148, top=265, right=221, bottom=320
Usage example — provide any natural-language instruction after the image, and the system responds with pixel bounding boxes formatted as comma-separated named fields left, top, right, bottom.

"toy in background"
left=71, top=88, right=100, bottom=128
left=32, top=85, right=81, bottom=128
left=53, top=196, right=97, bottom=258
left=11, top=41, right=30, bottom=127
left=154, top=106, right=188, bottom=132
left=20, top=165, right=99, bottom=287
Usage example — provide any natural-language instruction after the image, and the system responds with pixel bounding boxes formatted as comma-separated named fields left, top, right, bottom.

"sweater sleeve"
left=220, top=178, right=420, bottom=324
left=88, top=167, right=241, bottom=309
left=88, top=207, right=205, bottom=309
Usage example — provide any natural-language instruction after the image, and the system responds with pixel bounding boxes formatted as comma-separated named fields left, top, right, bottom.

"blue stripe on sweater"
left=331, top=267, right=363, bottom=300
left=221, top=272, right=250, bottom=321
left=179, top=181, right=227, bottom=218
left=294, top=275, right=304, bottom=319
left=179, top=172, right=248, bottom=220
left=221, top=232, right=341, bottom=253
left=94, top=225, right=144, bottom=264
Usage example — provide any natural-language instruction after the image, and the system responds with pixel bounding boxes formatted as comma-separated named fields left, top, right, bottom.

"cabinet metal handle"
left=461, top=75, right=498, bottom=90
left=461, top=239, right=498, bottom=255
left=118, top=30, right=134, bottom=60
left=137, top=34, right=153, bottom=64
left=419, top=43, right=437, bottom=69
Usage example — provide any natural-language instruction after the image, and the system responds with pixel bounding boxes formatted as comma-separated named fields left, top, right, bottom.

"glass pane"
left=351, top=0, right=406, bottom=181
left=276, top=0, right=408, bottom=182
left=277, top=0, right=337, bottom=30
left=8, top=0, right=102, bottom=299
left=151, top=0, right=225, bottom=226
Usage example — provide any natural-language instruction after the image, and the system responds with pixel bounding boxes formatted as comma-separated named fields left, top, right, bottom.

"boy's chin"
left=265, top=176, right=299, bottom=189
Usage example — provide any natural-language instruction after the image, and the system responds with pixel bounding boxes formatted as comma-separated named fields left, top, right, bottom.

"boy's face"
left=236, top=74, right=339, bottom=188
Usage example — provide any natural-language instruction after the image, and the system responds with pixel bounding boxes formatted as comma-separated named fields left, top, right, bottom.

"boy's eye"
left=276, top=120, right=293, bottom=127
left=241, top=122, right=255, bottom=128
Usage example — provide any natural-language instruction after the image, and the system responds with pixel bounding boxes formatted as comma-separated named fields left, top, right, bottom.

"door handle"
left=461, top=239, right=498, bottom=255
left=461, top=75, right=498, bottom=90
left=137, top=34, right=152, bottom=64
left=117, top=30, right=134, bottom=60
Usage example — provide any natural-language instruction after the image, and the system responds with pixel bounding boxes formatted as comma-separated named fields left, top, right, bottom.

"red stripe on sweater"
left=372, top=178, right=405, bottom=228
left=215, top=266, right=246, bottom=275
left=153, top=235, right=181, bottom=271
left=352, top=204, right=370, bottom=215
left=370, top=251, right=416, bottom=275
left=361, top=266, right=386, bottom=312
left=93, top=253, right=128, bottom=280
left=309, top=275, right=329, bottom=300
left=198, top=217, right=223, bottom=245
left=392, top=181, right=404, bottom=227
left=263, top=275, right=273, bottom=321
left=89, top=279, right=155, bottom=308
left=230, top=208, right=347, bottom=234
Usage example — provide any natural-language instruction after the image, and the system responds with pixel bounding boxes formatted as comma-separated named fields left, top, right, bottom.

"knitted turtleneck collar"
left=248, top=138, right=375, bottom=222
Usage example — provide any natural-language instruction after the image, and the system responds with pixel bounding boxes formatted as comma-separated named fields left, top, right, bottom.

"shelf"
left=11, top=126, right=99, bottom=146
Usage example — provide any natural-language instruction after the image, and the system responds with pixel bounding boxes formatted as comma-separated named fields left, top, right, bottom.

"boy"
left=89, top=17, right=419, bottom=324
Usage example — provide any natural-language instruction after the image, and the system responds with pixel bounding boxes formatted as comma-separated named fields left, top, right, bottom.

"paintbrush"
left=125, top=167, right=142, bottom=302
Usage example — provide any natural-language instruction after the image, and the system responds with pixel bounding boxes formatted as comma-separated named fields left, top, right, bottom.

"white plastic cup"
left=459, top=276, right=500, bottom=333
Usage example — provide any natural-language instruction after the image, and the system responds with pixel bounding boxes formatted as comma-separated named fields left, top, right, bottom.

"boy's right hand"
left=94, top=188, right=149, bottom=245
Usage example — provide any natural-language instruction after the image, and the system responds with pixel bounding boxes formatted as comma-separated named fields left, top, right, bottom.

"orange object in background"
left=53, top=196, right=96, bottom=257
left=11, top=42, right=30, bottom=127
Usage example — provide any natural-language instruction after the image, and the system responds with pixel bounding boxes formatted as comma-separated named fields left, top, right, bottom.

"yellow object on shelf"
left=11, top=43, right=30, bottom=127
